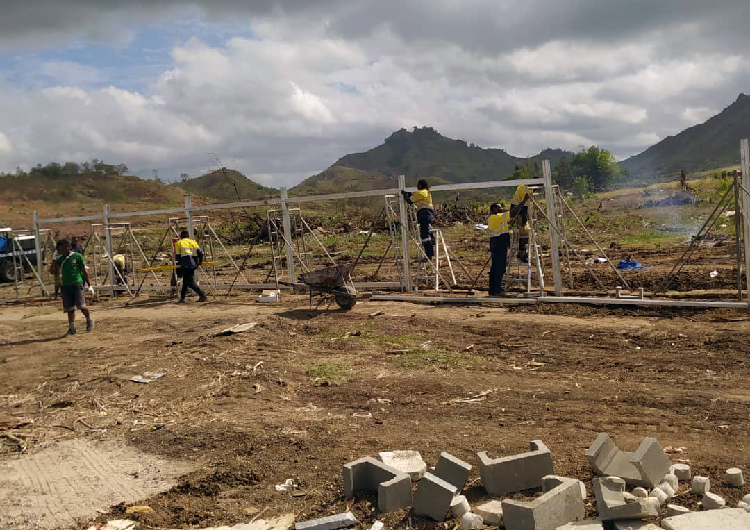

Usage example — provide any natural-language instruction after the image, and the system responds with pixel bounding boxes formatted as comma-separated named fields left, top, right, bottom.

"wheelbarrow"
left=285, top=264, right=357, bottom=310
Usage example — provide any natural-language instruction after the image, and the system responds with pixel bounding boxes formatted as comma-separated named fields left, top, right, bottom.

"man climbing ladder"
left=401, top=179, right=435, bottom=261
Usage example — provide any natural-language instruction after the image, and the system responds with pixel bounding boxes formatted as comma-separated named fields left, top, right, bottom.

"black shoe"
left=517, top=253, right=528, bottom=263
left=177, top=298, right=186, bottom=304
left=198, top=296, right=208, bottom=303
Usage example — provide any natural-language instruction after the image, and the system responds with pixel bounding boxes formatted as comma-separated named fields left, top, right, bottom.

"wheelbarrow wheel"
left=334, top=286, right=357, bottom=310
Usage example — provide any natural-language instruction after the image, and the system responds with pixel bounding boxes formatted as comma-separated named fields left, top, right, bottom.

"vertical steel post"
left=184, top=195, right=194, bottom=239
left=542, top=160, right=563, bottom=295
left=398, top=175, right=413, bottom=291
left=104, top=204, right=115, bottom=298
left=734, top=170, right=743, bottom=301
left=280, top=187, right=296, bottom=284
left=33, top=211, right=47, bottom=297
left=741, top=139, right=750, bottom=302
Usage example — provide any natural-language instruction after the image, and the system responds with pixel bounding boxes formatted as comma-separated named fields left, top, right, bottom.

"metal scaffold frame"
left=14, top=142, right=749, bottom=309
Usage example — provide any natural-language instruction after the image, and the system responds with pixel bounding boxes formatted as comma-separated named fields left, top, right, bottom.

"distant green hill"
left=175, top=168, right=278, bottom=202
left=292, top=127, right=573, bottom=194
left=622, top=93, right=750, bottom=177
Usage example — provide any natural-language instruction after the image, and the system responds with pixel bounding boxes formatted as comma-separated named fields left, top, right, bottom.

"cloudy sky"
left=0, top=0, right=748, bottom=187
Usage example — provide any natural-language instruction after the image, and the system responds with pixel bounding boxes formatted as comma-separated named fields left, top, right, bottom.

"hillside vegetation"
left=174, top=168, right=277, bottom=202
left=623, top=93, right=750, bottom=177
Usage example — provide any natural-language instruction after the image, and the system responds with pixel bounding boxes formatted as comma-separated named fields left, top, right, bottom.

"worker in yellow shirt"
left=401, top=179, right=435, bottom=260
left=174, top=230, right=207, bottom=303
left=488, top=187, right=529, bottom=295
left=112, top=253, right=127, bottom=287
left=511, top=185, right=530, bottom=263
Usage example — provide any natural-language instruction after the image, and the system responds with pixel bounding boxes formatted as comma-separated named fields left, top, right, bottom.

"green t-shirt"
left=56, top=252, right=86, bottom=286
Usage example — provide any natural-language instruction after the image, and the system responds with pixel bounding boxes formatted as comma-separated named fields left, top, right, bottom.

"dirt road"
left=1, top=295, right=749, bottom=529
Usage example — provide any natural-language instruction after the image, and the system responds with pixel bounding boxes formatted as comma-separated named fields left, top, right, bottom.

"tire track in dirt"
left=0, top=439, right=194, bottom=529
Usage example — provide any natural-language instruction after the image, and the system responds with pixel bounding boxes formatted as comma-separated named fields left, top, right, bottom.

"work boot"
left=66, top=325, right=76, bottom=336
left=86, top=320, right=94, bottom=332
left=517, top=253, right=528, bottom=263
left=198, top=295, right=208, bottom=303
left=177, top=298, right=186, bottom=304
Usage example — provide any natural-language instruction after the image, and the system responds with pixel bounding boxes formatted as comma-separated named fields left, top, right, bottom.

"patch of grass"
left=397, top=347, right=478, bottom=370
left=619, top=231, right=684, bottom=246
left=372, top=334, right=422, bottom=346
left=306, top=361, right=356, bottom=383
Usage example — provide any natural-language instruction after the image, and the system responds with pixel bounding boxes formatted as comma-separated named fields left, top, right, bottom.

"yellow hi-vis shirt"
left=175, top=237, right=201, bottom=268
left=411, top=189, right=433, bottom=210
left=488, top=212, right=510, bottom=237
left=511, top=185, right=528, bottom=206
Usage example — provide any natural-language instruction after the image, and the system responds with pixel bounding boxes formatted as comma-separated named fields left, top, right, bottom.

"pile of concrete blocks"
left=413, top=452, right=472, bottom=521
left=586, top=433, right=671, bottom=488
left=478, top=440, right=555, bottom=495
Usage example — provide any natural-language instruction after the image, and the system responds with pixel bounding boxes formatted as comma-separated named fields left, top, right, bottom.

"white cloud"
left=0, top=1, right=749, bottom=185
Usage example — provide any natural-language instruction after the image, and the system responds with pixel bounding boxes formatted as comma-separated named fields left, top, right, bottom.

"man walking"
left=174, top=230, right=207, bottom=303
left=50, top=239, right=94, bottom=335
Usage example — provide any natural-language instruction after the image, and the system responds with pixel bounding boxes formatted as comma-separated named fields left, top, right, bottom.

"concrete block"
left=648, top=487, right=668, bottom=505
left=461, top=513, right=483, bottom=530
left=369, top=523, right=383, bottom=530
left=702, top=492, right=725, bottom=510
left=478, top=440, right=554, bottom=495
left=377, top=450, right=426, bottom=481
left=726, top=467, right=745, bottom=487
left=657, top=482, right=675, bottom=498
left=556, top=522, right=604, bottom=529
left=622, top=492, right=637, bottom=503
left=433, top=452, right=472, bottom=491
left=412, top=472, right=457, bottom=521
left=670, top=464, right=691, bottom=481
left=631, top=487, right=648, bottom=498
left=661, top=508, right=750, bottom=530
left=592, top=477, right=659, bottom=521
left=744, top=494, right=750, bottom=505
left=690, top=476, right=710, bottom=495
left=294, top=512, right=357, bottom=530
left=450, top=495, right=471, bottom=518
left=662, top=473, right=678, bottom=490
left=475, top=500, right=504, bottom=525
left=612, top=522, right=661, bottom=530
left=665, top=504, right=690, bottom=517
left=342, top=457, right=411, bottom=512
left=738, top=502, right=750, bottom=513
left=585, top=433, right=669, bottom=488
left=502, top=475, right=585, bottom=530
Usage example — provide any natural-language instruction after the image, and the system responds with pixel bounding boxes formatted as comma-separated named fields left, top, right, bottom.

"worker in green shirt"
left=50, top=239, right=94, bottom=336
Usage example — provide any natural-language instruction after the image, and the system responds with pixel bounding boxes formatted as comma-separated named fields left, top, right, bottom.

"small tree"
left=572, top=175, right=591, bottom=200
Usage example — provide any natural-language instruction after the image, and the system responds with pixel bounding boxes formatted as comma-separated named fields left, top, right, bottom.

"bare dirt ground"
left=1, top=292, right=750, bottom=529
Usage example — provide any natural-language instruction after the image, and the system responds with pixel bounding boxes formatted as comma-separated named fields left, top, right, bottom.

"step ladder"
left=504, top=202, right=545, bottom=295
left=384, top=195, right=407, bottom=290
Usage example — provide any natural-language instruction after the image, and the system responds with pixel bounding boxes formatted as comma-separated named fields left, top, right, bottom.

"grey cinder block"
left=433, top=452, right=472, bottom=491
left=665, top=504, right=690, bottom=517
left=661, top=508, right=750, bottom=530
left=691, top=476, right=710, bottom=495
left=478, top=440, right=554, bottom=495
left=670, top=463, right=691, bottom=481
left=592, top=477, right=659, bottom=521
left=474, top=500, right=504, bottom=525
left=585, top=433, right=670, bottom=488
left=295, top=512, right=358, bottom=530
left=702, top=492, right=726, bottom=510
left=501, top=475, right=584, bottom=530
left=556, top=522, right=604, bottom=529
left=342, top=456, right=411, bottom=512
left=412, top=472, right=457, bottom=521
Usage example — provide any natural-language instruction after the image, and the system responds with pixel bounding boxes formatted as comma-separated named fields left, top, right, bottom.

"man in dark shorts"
left=50, top=239, right=94, bottom=336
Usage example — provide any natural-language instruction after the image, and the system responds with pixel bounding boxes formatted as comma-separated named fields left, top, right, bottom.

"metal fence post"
left=398, top=175, right=413, bottom=291
left=542, top=160, right=563, bottom=296
left=280, top=187, right=296, bottom=284
left=741, top=139, right=750, bottom=302
left=33, top=211, right=47, bottom=297
left=104, top=204, right=115, bottom=298
left=184, top=194, right=194, bottom=239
